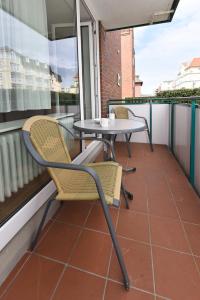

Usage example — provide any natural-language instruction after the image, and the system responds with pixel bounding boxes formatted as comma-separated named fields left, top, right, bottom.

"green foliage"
left=51, top=92, right=79, bottom=105
left=156, top=88, right=200, bottom=98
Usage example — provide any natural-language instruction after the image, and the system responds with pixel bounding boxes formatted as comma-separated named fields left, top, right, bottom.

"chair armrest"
left=127, top=108, right=148, bottom=124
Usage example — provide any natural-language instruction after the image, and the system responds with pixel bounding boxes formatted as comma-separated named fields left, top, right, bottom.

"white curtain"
left=0, top=0, right=51, bottom=112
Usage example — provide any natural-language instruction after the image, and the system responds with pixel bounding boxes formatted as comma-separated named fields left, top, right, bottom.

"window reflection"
left=0, top=0, right=80, bottom=225
left=0, top=0, right=80, bottom=117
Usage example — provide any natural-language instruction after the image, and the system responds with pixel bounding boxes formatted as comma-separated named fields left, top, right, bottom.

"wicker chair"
left=22, top=115, right=130, bottom=290
left=112, top=106, right=153, bottom=157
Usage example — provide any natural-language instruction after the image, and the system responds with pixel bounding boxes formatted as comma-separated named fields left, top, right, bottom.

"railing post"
left=149, top=100, right=152, bottom=144
left=189, top=100, right=196, bottom=186
left=170, top=102, right=174, bottom=153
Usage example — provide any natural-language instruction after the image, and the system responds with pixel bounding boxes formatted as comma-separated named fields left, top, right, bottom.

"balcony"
left=0, top=133, right=200, bottom=299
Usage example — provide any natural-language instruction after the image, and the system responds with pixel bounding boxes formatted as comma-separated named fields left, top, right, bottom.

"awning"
left=84, top=0, right=180, bottom=31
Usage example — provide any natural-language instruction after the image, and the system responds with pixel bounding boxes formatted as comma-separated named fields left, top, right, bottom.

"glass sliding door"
left=0, top=0, right=80, bottom=225
left=81, top=22, right=97, bottom=120
left=80, top=1, right=99, bottom=120
left=81, top=25, right=92, bottom=119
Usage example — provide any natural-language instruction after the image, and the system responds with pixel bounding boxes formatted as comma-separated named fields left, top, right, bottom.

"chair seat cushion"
left=55, top=161, right=122, bottom=205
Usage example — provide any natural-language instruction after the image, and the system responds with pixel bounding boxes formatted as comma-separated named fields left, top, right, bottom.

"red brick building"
left=100, top=26, right=135, bottom=116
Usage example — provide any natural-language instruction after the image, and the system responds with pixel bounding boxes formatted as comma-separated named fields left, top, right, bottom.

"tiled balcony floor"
left=1, top=143, right=200, bottom=300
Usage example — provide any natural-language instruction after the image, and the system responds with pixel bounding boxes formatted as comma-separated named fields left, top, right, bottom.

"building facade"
left=100, top=27, right=135, bottom=116
left=121, top=29, right=135, bottom=99
left=158, top=57, right=200, bottom=91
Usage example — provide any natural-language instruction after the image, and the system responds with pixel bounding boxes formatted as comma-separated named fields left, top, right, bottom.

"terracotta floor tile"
left=122, top=176, right=148, bottom=213
left=194, top=256, right=200, bottom=272
left=168, top=181, right=198, bottom=204
left=54, top=201, right=92, bottom=226
left=37, top=219, right=54, bottom=244
left=2, top=254, right=64, bottom=300
left=109, top=237, right=154, bottom=292
left=148, top=196, right=178, bottom=219
left=104, top=281, right=154, bottom=300
left=153, top=246, right=200, bottom=300
left=150, top=215, right=190, bottom=252
left=177, top=201, right=200, bottom=224
left=2, top=144, right=200, bottom=300
left=146, top=173, right=172, bottom=199
left=36, top=221, right=81, bottom=263
left=117, top=209, right=150, bottom=243
left=85, top=205, right=118, bottom=233
left=69, top=229, right=111, bottom=276
left=53, top=267, right=105, bottom=300
left=120, top=194, right=148, bottom=213
left=184, top=223, right=200, bottom=256
left=0, top=253, right=30, bottom=297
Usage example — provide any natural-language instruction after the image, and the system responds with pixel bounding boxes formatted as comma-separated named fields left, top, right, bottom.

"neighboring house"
left=100, top=27, right=135, bottom=116
left=121, top=29, right=135, bottom=99
left=0, top=48, right=62, bottom=92
left=158, top=57, right=200, bottom=91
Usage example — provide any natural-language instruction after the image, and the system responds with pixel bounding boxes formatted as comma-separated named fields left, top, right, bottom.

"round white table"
left=74, top=119, right=146, bottom=172
left=73, top=119, right=146, bottom=135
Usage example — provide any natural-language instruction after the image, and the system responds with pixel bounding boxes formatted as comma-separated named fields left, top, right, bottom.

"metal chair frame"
left=22, top=120, right=130, bottom=290
left=112, top=107, right=153, bottom=157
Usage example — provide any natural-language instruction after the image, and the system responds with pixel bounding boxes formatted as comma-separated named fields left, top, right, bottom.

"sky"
left=134, top=0, right=200, bottom=95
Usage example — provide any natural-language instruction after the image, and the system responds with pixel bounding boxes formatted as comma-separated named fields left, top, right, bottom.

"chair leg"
left=99, top=197, right=130, bottom=290
left=125, top=134, right=132, bottom=158
left=30, top=197, right=54, bottom=251
left=128, top=133, right=132, bottom=142
left=122, top=185, right=133, bottom=200
left=121, top=183, right=130, bottom=209
left=146, top=123, right=153, bottom=152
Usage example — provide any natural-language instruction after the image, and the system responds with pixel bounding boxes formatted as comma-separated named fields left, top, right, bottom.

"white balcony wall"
left=195, top=107, right=200, bottom=194
left=152, top=104, right=169, bottom=145
left=174, top=105, right=191, bottom=176
left=109, top=104, right=149, bottom=143
left=109, top=103, right=169, bottom=145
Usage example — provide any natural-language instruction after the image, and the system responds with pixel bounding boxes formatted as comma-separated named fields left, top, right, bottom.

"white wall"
left=152, top=104, right=169, bottom=145
left=195, top=107, right=200, bottom=194
left=174, top=105, right=191, bottom=176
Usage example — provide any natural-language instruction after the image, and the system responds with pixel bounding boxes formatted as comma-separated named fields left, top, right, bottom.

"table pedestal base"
left=104, top=135, right=137, bottom=174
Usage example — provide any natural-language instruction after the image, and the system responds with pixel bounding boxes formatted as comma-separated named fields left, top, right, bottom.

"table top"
left=73, top=119, right=146, bottom=134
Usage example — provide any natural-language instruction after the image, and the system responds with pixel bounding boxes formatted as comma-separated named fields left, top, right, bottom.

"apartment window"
left=0, top=0, right=80, bottom=225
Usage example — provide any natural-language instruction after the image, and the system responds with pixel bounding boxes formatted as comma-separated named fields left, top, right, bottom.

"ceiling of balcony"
left=85, top=0, right=180, bottom=31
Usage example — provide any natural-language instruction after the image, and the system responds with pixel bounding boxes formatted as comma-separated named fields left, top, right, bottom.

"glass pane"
left=80, top=1, right=96, bottom=120
left=0, top=0, right=80, bottom=225
left=81, top=26, right=92, bottom=119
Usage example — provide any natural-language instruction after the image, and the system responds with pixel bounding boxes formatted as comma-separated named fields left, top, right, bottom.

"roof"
left=189, top=58, right=200, bottom=68
left=85, top=0, right=180, bottom=31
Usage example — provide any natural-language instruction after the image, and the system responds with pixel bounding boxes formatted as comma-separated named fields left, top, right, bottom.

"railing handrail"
left=108, top=96, right=200, bottom=105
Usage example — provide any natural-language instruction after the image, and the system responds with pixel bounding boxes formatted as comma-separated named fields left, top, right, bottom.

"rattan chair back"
left=114, top=106, right=129, bottom=119
left=23, top=116, right=71, bottom=193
